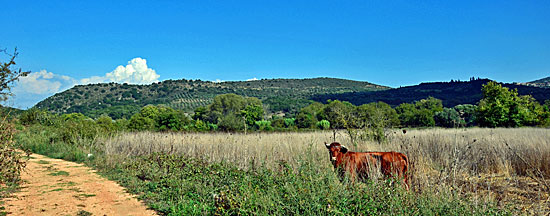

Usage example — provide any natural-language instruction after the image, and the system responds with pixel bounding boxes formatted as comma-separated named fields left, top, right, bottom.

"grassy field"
left=94, top=128, right=548, bottom=215
left=16, top=126, right=550, bottom=215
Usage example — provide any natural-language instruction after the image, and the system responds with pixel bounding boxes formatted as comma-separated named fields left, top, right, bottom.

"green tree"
left=271, top=118, right=286, bottom=129
left=254, top=120, right=273, bottom=131
left=316, top=120, right=330, bottom=130
left=319, top=100, right=354, bottom=129
left=127, top=105, right=190, bottom=131
left=205, top=94, right=264, bottom=130
left=128, top=114, right=156, bottom=131
left=241, top=104, right=264, bottom=127
left=192, top=106, right=208, bottom=121
left=396, top=97, right=443, bottom=127
left=415, top=96, right=444, bottom=113
left=476, top=81, right=542, bottom=127
left=284, top=118, right=296, bottom=128
left=434, top=108, right=462, bottom=128
left=356, top=102, right=399, bottom=142
left=454, top=104, right=477, bottom=126
left=395, top=103, right=416, bottom=127
left=295, top=102, right=324, bottom=129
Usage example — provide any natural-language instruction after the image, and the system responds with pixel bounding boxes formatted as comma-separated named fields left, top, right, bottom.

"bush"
left=271, top=118, right=286, bottom=129
left=284, top=118, right=296, bottom=128
left=316, top=120, right=330, bottom=130
left=434, top=108, right=462, bottom=128
left=0, top=119, right=28, bottom=184
left=254, top=120, right=272, bottom=131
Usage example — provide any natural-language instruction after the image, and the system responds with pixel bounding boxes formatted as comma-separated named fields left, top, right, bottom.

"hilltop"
left=524, top=76, right=550, bottom=88
left=35, top=77, right=387, bottom=119
left=312, top=78, right=550, bottom=107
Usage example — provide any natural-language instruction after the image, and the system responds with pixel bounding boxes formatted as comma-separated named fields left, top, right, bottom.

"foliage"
left=355, top=102, right=399, bottom=142
left=0, top=48, right=29, bottom=186
left=1, top=48, right=29, bottom=102
left=0, top=117, right=28, bottom=184
left=395, top=97, right=443, bottom=127
left=295, top=102, right=324, bottom=129
left=254, top=120, right=272, bottom=131
left=128, top=105, right=190, bottom=131
left=217, top=113, right=245, bottom=131
left=319, top=100, right=355, bottom=129
left=241, top=104, right=264, bottom=127
left=316, top=120, right=330, bottom=130
left=201, top=94, right=264, bottom=131
left=454, top=104, right=477, bottom=126
left=271, top=118, right=285, bottom=128
left=284, top=118, right=296, bottom=128
left=477, top=81, right=544, bottom=127
left=434, top=108, right=462, bottom=127
left=19, top=108, right=57, bottom=126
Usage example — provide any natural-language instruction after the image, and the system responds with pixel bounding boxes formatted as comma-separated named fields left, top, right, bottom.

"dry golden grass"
left=102, top=128, right=550, bottom=214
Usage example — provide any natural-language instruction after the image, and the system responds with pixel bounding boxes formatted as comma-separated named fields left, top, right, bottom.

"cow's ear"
left=325, top=142, right=330, bottom=149
left=340, top=145, right=348, bottom=153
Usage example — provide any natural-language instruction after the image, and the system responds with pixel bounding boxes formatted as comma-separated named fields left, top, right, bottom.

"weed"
left=56, top=181, right=77, bottom=187
left=36, top=160, right=50, bottom=164
left=76, top=210, right=92, bottom=216
left=49, top=171, right=69, bottom=176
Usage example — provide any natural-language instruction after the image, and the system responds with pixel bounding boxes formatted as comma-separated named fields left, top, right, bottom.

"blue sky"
left=1, top=0, right=550, bottom=108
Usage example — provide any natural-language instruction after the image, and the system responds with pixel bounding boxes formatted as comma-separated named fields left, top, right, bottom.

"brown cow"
left=325, top=142, right=409, bottom=190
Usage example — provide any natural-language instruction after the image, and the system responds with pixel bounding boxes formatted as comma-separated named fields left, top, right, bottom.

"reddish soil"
left=1, top=153, right=156, bottom=216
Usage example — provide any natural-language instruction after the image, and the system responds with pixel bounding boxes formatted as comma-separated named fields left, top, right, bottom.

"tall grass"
left=15, top=124, right=549, bottom=214
left=99, top=128, right=550, bottom=214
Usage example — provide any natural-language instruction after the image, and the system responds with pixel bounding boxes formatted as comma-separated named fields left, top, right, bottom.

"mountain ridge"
left=312, top=78, right=550, bottom=107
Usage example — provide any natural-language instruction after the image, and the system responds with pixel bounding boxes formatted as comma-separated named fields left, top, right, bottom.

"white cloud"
left=14, top=70, right=74, bottom=95
left=104, top=57, right=159, bottom=84
left=8, top=70, right=78, bottom=108
left=247, top=77, right=259, bottom=81
left=79, top=57, right=160, bottom=85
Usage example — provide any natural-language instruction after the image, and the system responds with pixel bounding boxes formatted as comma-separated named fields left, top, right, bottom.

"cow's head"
left=325, top=142, right=348, bottom=162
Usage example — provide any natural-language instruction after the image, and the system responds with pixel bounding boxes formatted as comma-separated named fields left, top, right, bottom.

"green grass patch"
left=49, top=171, right=69, bottom=176
left=36, top=160, right=50, bottom=164
left=50, top=188, right=64, bottom=192
left=74, top=193, right=96, bottom=198
left=56, top=181, right=77, bottom=187
left=76, top=210, right=92, bottom=216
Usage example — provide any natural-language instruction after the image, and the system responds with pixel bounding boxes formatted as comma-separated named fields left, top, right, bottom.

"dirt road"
left=1, top=153, right=156, bottom=216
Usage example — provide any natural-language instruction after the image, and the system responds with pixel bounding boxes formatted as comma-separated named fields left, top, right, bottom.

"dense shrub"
left=0, top=119, right=28, bottom=184
left=316, top=120, right=330, bottom=130
left=434, top=108, right=462, bottom=127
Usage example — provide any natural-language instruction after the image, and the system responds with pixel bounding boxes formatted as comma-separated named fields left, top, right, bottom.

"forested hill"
left=35, top=77, right=387, bottom=118
left=312, top=78, right=550, bottom=107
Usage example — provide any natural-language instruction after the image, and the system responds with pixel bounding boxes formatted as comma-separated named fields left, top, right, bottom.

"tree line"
left=16, top=81, right=550, bottom=138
